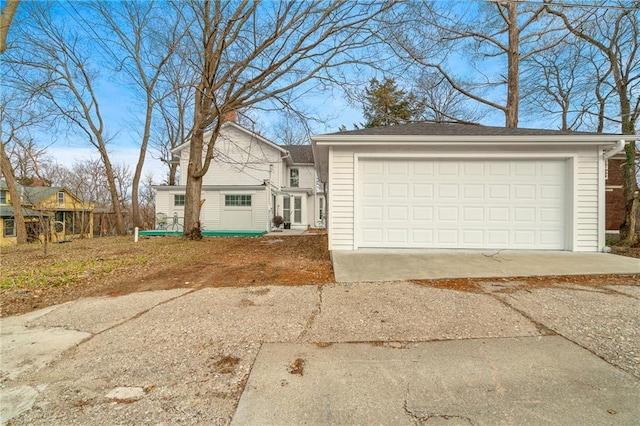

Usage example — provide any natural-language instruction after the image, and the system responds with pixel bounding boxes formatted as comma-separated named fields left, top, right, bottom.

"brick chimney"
left=223, top=110, right=237, bottom=123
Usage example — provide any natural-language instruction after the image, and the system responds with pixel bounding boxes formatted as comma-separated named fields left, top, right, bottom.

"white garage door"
left=358, top=159, right=567, bottom=249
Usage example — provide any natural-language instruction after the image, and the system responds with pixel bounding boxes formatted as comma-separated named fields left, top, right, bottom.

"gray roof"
left=330, top=122, right=609, bottom=137
left=282, top=144, right=314, bottom=163
left=0, top=205, right=45, bottom=218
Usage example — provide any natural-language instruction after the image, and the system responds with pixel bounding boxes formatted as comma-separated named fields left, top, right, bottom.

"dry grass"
left=0, top=234, right=333, bottom=317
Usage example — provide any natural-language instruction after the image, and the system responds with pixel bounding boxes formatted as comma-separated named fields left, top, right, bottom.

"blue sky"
left=4, top=0, right=632, bottom=184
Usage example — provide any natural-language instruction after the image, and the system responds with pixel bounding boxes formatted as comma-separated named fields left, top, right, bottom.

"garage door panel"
left=463, top=184, right=484, bottom=199
left=437, top=184, right=459, bottom=199
left=387, top=183, right=408, bottom=198
left=358, top=159, right=567, bottom=249
left=413, top=183, right=434, bottom=198
left=388, top=206, right=408, bottom=221
left=462, top=207, right=484, bottom=222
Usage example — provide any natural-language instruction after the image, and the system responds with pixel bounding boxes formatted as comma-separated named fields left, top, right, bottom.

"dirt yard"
left=0, top=234, right=333, bottom=318
left=1, top=235, right=638, bottom=318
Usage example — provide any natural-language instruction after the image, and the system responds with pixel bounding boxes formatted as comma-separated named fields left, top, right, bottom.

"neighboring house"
left=605, top=154, right=626, bottom=233
left=153, top=121, right=324, bottom=233
left=0, top=180, right=94, bottom=246
left=312, top=122, right=636, bottom=253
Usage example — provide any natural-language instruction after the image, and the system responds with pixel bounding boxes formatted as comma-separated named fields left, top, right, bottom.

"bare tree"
left=5, top=2, right=127, bottom=235
left=385, top=0, right=563, bottom=127
left=546, top=2, right=640, bottom=244
left=179, top=0, right=394, bottom=238
left=521, top=40, right=592, bottom=131
left=7, top=138, right=52, bottom=185
left=0, top=0, right=27, bottom=244
left=93, top=1, right=184, bottom=228
left=151, top=59, right=196, bottom=186
left=414, top=71, right=484, bottom=124
left=0, top=140, right=27, bottom=244
left=0, top=0, right=19, bottom=54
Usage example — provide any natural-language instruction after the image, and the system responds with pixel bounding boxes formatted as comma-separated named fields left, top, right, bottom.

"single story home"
left=312, top=122, right=636, bottom=253
left=0, top=180, right=94, bottom=246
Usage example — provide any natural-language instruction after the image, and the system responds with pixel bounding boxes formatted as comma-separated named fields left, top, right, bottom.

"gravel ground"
left=3, top=280, right=639, bottom=425
left=488, top=283, right=640, bottom=379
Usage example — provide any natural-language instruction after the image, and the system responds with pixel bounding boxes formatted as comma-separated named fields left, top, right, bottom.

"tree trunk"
left=0, top=141, right=27, bottom=244
left=618, top=116, right=638, bottom=245
left=505, top=2, right=519, bottom=128
left=97, top=144, right=126, bottom=235
left=168, top=162, right=177, bottom=186
left=183, top=125, right=204, bottom=238
left=131, top=93, right=155, bottom=229
left=0, top=0, right=20, bottom=55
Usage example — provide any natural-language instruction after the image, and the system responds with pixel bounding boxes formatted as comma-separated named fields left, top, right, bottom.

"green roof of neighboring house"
left=21, top=186, right=60, bottom=205
left=0, top=205, right=46, bottom=218
left=0, top=180, right=88, bottom=206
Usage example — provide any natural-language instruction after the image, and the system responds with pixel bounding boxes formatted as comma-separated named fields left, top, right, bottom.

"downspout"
left=603, top=139, right=625, bottom=159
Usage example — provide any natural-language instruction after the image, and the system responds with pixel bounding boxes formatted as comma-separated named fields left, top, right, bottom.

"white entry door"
left=357, top=159, right=567, bottom=249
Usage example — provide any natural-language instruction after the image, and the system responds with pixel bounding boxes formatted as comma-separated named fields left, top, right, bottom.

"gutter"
left=603, top=139, right=625, bottom=160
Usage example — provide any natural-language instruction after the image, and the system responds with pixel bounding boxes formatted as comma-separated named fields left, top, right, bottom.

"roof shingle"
left=329, top=122, right=609, bottom=137
left=281, top=144, right=314, bottom=163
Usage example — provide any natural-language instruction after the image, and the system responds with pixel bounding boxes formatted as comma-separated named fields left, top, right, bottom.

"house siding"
left=328, top=147, right=355, bottom=251
left=575, top=149, right=599, bottom=251
left=326, top=144, right=603, bottom=252
left=178, top=126, right=284, bottom=188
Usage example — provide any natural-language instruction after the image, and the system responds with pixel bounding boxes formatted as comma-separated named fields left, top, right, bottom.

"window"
left=290, top=168, right=299, bottom=187
left=57, top=191, right=65, bottom=204
left=174, top=194, right=185, bottom=206
left=283, top=196, right=302, bottom=223
left=0, top=191, right=6, bottom=204
left=225, top=194, right=251, bottom=207
left=319, top=197, right=324, bottom=220
left=294, top=197, right=302, bottom=223
left=3, top=219, right=15, bottom=237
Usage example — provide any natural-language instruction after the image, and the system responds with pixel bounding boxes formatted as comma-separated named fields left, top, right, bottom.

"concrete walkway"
left=2, top=281, right=639, bottom=425
left=332, top=250, right=640, bottom=282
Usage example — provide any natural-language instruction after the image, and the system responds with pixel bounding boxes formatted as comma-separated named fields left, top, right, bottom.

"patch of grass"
left=0, top=256, right=149, bottom=290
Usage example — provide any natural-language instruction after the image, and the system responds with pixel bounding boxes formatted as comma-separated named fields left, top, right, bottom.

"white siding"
left=575, top=149, right=599, bottom=251
left=200, top=190, right=221, bottom=231
left=328, top=147, right=355, bottom=250
left=154, top=190, right=186, bottom=229
left=177, top=126, right=283, bottom=187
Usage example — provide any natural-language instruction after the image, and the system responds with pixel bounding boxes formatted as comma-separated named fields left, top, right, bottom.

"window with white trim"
left=319, top=196, right=324, bottom=220
left=174, top=194, right=185, bottom=206
left=290, top=168, right=299, bottom=187
left=0, top=191, right=7, bottom=204
left=57, top=191, right=65, bottom=204
left=225, top=194, right=252, bottom=207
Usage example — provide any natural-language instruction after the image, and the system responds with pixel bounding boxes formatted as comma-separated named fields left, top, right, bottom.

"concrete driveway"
left=2, top=280, right=639, bottom=425
left=331, top=250, right=640, bottom=282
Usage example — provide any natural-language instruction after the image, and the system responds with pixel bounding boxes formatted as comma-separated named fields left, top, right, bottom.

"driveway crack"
left=488, top=293, right=556, bottom=336
left=86, top=288, right=200, bottom=341
left=403, top=393, right=476, bottom=425
left=297, top=284, right=323, bottom=342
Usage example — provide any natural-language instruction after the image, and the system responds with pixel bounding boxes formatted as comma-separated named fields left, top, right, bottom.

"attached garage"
left=312, top=123, right=630, bottom=253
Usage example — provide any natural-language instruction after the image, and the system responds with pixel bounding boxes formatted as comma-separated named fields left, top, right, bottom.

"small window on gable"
left=174, top=194, right=185, bottom=206
left=290, top=168, right=299, bottom=187
left=0, top=191, right=6, bottom=204
left=225, top=194, right=251, bottom=207
left=57, top=191, right=65, bottom=204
